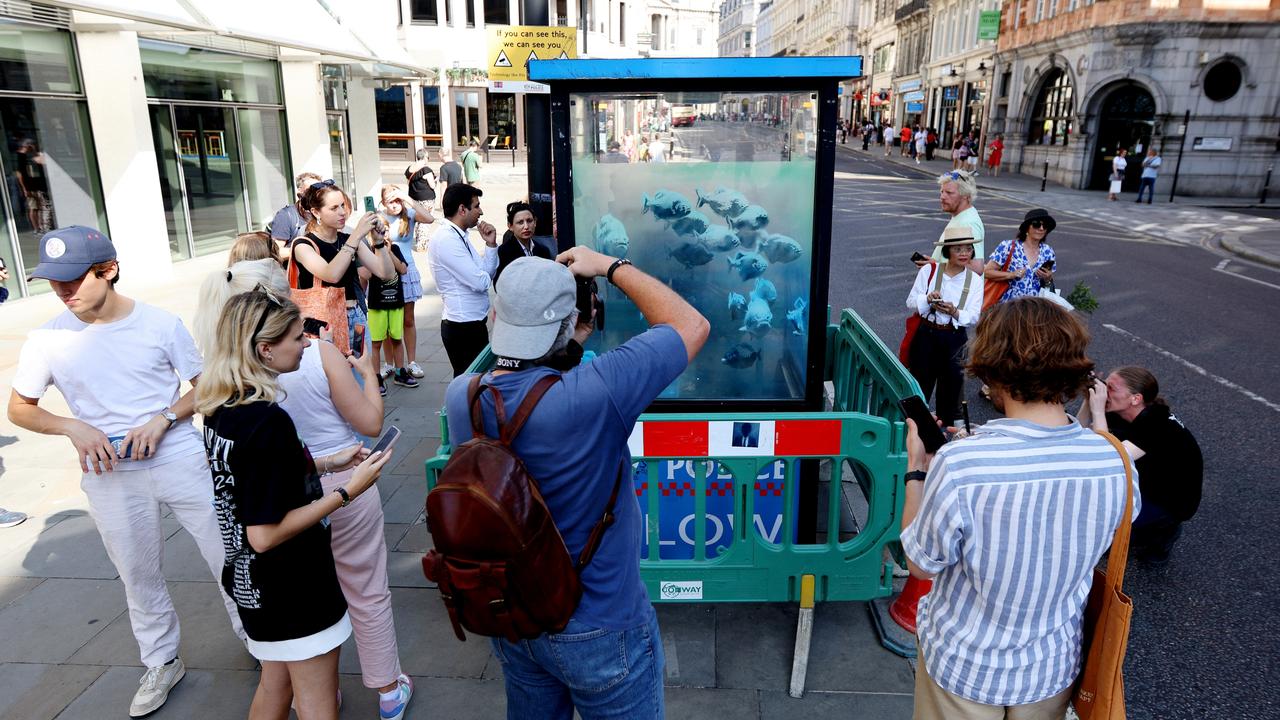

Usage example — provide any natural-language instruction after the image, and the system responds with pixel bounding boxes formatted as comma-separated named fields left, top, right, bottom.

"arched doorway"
left=1089, top=83, right=1156, bottom=190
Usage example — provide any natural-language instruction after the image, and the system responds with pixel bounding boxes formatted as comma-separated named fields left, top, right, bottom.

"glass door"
left=174, top=105, right=248, bottom=255
left=454, top=90, right=481, bottom=145
left=327, top=112, right=354, bottom=199
left=148, top=103, right=192, bottom=259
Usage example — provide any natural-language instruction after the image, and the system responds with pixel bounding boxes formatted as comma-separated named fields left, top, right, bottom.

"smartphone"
left=363, top=196, right=376, bottom=212
left=961, top=400, right=972, bottom=434
left=910, top=251, right=928, bottom=263
left=302, top=317, right=329, bottom=336
left=1041, top=260, right=1055, bottom=270
left=351, top=323, right=366, bottom=358
left=107, top=435, right=134, bottom=461
left=899, top=396, right=948, bottom=454
left=369, top=426, right=401, bottom=457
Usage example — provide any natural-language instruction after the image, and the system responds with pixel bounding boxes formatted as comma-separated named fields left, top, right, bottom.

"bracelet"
left=904, top=470, right=927, bottom=485
left=606, top=258, right=633, bottom=285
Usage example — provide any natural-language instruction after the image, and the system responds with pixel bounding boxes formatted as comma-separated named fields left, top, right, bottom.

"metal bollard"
left=1263, top=164, right=1273, bottom=204
left=1041, top=161, right=1048, bottom=192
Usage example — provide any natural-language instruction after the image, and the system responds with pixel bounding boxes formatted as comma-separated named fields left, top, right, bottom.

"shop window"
left=376, top=86, right=409, bottom=149
left=467, top=0, right=476, bottom=27
left=139, top=40, right=281, bottom=105
left=1202, top=59, right=1242, bottom=102
left=424, top=86, right=442, bottom=136
left=484, top=0, right=510, bottom=24
left=410, top=0, right=439, bottom=24
left=1027, top=68, right=1073, bottom=146
left=0, top=20, right=80, bottom=93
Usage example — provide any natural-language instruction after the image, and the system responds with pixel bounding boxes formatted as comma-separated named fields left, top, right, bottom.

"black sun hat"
left=1019, top=208, right=1057, bottom=235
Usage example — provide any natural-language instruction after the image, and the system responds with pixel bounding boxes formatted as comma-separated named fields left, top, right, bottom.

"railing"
left=895, top=0, right=928, bottom=22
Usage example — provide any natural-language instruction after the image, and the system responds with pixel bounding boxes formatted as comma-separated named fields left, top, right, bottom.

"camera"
left=576, top=277, right=604, bottom=332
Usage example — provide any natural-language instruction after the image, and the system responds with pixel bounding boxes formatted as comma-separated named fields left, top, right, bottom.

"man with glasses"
left=428, top=184, right=499, bottom=375
left=7, top=227, right=246, bottom=718
left=917, top=170, right=986, bottom=275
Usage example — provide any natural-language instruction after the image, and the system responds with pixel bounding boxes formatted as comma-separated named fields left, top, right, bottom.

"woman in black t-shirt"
left=196, top=290, right=395, bottom=718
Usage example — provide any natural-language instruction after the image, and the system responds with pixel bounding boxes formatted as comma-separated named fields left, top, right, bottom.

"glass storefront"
left=142, top=41, right=289, bottom=257
left=0, top=19, right=107, bottom=299
left=486, top=91, right=516, bottom=148
left=376, top=85, right=409, bottom=149
left=454, top=89, right=481, bottom=145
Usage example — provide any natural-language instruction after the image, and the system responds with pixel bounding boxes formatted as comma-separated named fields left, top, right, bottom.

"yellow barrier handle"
left=799, top=573, right=815, bottom=609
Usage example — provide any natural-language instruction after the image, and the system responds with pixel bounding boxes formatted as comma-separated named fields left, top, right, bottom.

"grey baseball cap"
left=28, top=226, right=116, bottom=282
left=492, top=257, right=577, bottom=360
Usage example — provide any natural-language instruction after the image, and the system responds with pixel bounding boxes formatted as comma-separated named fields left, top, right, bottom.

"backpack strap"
left=468, top=375, right=508, bottom=440
left=499, top=374, right=561, bottom=444
left=575, top=460, right=625, bottom=572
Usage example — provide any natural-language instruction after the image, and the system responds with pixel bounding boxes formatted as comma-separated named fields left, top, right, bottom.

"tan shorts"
left=913, top=645, right=1072, bottom=720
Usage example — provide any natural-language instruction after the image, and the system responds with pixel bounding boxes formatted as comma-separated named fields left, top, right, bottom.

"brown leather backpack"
left=422, top=374, right=622, bottom=642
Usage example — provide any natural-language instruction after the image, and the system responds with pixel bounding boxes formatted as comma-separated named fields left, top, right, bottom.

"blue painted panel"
left=528, top=56, right=863, bottom=82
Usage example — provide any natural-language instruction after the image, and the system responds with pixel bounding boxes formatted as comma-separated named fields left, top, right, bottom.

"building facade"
left=921, top=0, right=998, bottom=150
left=718, top=0, right=760, bottom=56
left=856, top=0, right=900, bottom=124
left=990, top=0, right=1280, bottom=196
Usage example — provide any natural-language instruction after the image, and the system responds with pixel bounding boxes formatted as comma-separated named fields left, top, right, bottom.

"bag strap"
left=288, top=236, right=318, bottom=290
left=467, top=375, right=507, bottom=440
left=1094, top=429, right=1135, bottom=591
left=957, top=268, right=973, bottom=308
left=575, top=461, right=625, bottom=572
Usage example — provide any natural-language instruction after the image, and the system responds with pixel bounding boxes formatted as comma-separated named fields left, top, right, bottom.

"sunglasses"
left=941, top=171, right=965, bottom=181
left=251, top=285, right=284, bottom=344
left=1029, top=220, right=1048, bottom=229
left=309, top=178, right=337, bottom=191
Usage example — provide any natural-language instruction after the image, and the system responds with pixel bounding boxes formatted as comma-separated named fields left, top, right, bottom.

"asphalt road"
left=826, top=147, right=1280, bottom=719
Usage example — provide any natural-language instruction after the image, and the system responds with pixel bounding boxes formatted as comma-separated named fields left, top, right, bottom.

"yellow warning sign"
left=487, top=25, right=577, bottom=83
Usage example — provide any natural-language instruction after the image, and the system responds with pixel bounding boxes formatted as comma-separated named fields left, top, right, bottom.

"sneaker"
left=407, top=361, right=425, bottom=378
left=130, top=658, right=185, bottom=717
left=379, top=362, right=395, bottom=378
left=393, top=369, right=419, bottom=388
left=378, top=376, right=387, bottom=397
left=0, top=508, right=27, bottom=528
left=379, top=675, right=414, bottom=720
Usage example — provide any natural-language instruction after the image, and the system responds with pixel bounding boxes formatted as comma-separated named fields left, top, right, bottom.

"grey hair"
left=416, top=148, right=428, bottom=160
left=534, top=310, right=580, bottom=364
left=937, top=170, right=978, bottom=201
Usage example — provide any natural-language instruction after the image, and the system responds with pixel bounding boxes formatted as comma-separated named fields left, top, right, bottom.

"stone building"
left=856, top=0, right=902, bottom=124
left=990, top=0, right=1280, bottom=197
left=718, top=0, right=762, bottom=56
left=923, top=0, right=999, bottom=150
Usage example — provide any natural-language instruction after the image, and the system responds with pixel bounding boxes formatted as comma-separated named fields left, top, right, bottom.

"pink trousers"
left=321, top=469, right=402, bottom=688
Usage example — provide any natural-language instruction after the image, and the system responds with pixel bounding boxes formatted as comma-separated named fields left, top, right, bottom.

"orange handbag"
left=1073, top=430, right=1135, bottom=720
left=287, top=240, right=351, bottom=355
left=981, top=244, right=1014, bottom=311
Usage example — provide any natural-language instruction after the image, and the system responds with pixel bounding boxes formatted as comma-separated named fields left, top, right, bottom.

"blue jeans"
left=490, top=614, right=665, bottom=720
left=1137, top=176, right=1157, bottom=203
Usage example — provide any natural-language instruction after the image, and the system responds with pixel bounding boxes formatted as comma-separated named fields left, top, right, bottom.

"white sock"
left=379, top=686, right=402, bottom=702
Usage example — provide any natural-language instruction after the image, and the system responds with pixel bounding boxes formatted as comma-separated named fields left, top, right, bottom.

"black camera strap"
left=493, top=356, right=535, bottom=371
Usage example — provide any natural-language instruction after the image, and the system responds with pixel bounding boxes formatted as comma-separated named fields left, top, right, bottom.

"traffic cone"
left=888, top=576, right=932, bottom=634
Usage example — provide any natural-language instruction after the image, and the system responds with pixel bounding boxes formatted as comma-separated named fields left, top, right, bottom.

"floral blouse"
left=988, top=239, right=1057, bottom=302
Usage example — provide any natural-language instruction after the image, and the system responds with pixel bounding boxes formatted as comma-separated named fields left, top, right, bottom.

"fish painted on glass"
left=731, top=204, right=769, bottom=232
left=726, top=251, right=769, bottom=281
left=641, top=190, right=692, bottom=222
left=761, top=234, right=803, bottom=264
left=668, top=238, right=715, bottom=269
left=721, top=342, right=762, bottom=369
left=750, top=278, right=777, bottom=306
left=786, top=297, right=808, bottom=336
left=736, top=226, right=766, bottom=250
left=700, top=225, right=741, bottom=252
left=696, top=187, right=750, bottom=219
left=592, top=214, right=630, bottom=258
left=728, top=291, right=747, bottom=322
left=671, top=210, right=711, bottom=238
left=739, top=297, right=773, bottom=336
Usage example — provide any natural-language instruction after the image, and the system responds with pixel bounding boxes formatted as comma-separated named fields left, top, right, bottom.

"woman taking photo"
left=983, top=208, right=1058, bottom=303
left=905, top=226, right=983, bottom=425
left=291, top=180, right=393, bottom=349
left=495, top=201, right=552, bottom=284
left=194, top=263, right=414, bottom=720
left=379, top=184, right=435, bottom=379
left=197, top=290, right=394, bottom=719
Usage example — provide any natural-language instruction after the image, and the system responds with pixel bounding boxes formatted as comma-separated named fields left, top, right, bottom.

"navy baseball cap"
left=27, top=226, right=116, bottom=282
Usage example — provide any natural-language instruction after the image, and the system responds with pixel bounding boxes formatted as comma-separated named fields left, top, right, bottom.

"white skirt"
left=1109, top=179, right=1123, bottom=194
left=247, top=612, right=351, bottom=662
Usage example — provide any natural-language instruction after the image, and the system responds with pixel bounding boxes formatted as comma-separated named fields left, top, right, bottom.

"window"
left=139, top=40, right=281, bottom=104
left=1027, top=68, right=1073, bottom=146
left=410, top=0, right=438, bottom=24
left=0, top=19, right=80, bottom=93
left=467, top=0, right=476, bottom=27
left=1203, top=59, right=1243, bottom=102
left=620, top=2, right=626, bottom=45
left=484, top=0, right=509, bottom=25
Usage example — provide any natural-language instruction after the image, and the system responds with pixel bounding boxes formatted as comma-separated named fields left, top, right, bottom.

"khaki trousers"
left=914, top=645, right=1072, bottom=720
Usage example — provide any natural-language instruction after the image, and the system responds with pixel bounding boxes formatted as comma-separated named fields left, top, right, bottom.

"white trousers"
left=81, top=450, right=246, bottom=667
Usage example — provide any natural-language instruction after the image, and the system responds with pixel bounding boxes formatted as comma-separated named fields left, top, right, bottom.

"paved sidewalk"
left=840, top=144, right=1280, bottom=267
left=0, top=170, right=914, bottom=718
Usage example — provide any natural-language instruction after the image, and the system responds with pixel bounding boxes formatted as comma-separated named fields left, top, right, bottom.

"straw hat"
left=934, top=225, right=977, bottom=248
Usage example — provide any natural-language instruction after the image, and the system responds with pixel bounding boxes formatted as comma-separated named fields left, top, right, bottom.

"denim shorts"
left=490, top=613, right=665, bottom=720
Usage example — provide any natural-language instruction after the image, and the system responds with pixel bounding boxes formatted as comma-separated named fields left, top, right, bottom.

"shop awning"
left=45, top=0, right=433, bottom=77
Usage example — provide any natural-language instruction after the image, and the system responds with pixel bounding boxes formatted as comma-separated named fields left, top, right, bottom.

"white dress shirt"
left=907, top=262, right=983, bottom=328
left=428, top=218, right=498, bottom=322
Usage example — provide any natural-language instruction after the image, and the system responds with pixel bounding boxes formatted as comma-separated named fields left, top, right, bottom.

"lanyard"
left=453, top=225, right=476, bottom=260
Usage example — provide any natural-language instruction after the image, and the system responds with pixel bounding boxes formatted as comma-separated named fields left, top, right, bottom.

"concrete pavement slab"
left=386, top=551, right=433, bottom=590
left=0, top=578, right=125, bottom=664
left=386, top=588, right=492, bottom=677
left=368, top=675, right=508, bottom=720
left=394, top=521, right=433, bottom=554
left=53, top=666, right=258, bottom=720
left=0, top=663, right=107, bottom=720
left=0, top=576, right=41, bottom=610
left=654, top=604, right=717, bottom=688
left=160, top=527, right=222, bottom=582
left=666, top=685, right=759, bottom=716
left=379, top=476, right=428, bottom=525
left=0, top=511, right=117, bottom=580
left=68, top=581, right=251, bottom=671
left=804, top=602, right=915, bottom=694
left=758, top=688, right=915, bottom=718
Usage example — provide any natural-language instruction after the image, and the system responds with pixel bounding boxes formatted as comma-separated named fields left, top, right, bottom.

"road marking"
left=1102, top=323, right=1280, bottom=414
left=1211, top=261, right=1280, bottom=291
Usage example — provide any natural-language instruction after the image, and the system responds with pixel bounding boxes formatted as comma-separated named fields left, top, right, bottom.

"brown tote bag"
left=981, top=243, right=1014, bottom=311
left=287, top=240, right=351, bottom=355
left=1073, top=430, right=1135, bottom=720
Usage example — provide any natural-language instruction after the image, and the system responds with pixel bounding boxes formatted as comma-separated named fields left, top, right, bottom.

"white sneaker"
left=380, top=362, right=395, bottom=378
left=130, top=658, right=185, bottom=717
left=379, top=674, right=414, bottom=720
left=407, top=361, right=425, bottom=378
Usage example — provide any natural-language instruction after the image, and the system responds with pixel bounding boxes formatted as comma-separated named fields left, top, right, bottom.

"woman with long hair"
left=194, top=264, right=413, bottom=718
left=196, top=290, right=394, bottom=719
left=378, top=185, right=434, bottom=379
left=229, top=231, right=283, bottom=267
left=291, top=181, right=394, bottom=352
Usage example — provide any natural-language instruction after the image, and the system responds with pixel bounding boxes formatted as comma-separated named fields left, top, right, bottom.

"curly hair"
left=966, top=297, right=1094, bottom=405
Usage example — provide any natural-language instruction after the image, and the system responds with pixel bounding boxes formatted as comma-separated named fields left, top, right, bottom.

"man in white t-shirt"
left=918, top=170, right=986, bottom=275
left=7, top=227, right=245, bottom=719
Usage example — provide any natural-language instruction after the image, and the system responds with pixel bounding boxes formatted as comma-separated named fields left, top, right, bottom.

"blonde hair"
left=380, top=185, right=410, bottom=238
left=195, top=290, right=301, bottom=416
left=194, top=259, right=289, bottom=355
left=937, top=170, right=978, bottom=201
left=227, top=231, right=280, bottom=267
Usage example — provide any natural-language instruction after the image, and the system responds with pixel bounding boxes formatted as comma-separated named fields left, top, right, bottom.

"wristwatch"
left=904, top=470, right=927, bottom=485
left=159, top=408, right=177, bottom=429
left=334, top=487, right=351, bottom=507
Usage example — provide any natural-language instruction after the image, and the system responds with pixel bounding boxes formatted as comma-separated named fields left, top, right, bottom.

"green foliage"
left=1067, top=281, right=1099, bottom=313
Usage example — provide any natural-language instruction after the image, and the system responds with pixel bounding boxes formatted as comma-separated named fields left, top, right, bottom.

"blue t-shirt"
left=444, top=324, right=688, bottom=631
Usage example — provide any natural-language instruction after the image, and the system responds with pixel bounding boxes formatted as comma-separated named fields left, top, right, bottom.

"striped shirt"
left=901, top=418, right=1141, bottom=706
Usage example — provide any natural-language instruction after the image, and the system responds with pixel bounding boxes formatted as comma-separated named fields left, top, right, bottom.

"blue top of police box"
left=527, top=56, right=862, bottom=82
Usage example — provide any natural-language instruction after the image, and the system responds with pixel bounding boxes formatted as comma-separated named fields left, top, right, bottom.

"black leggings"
left=440, top=319, right=489, bottom=376
left=907, top=324, right=968, bottom=425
